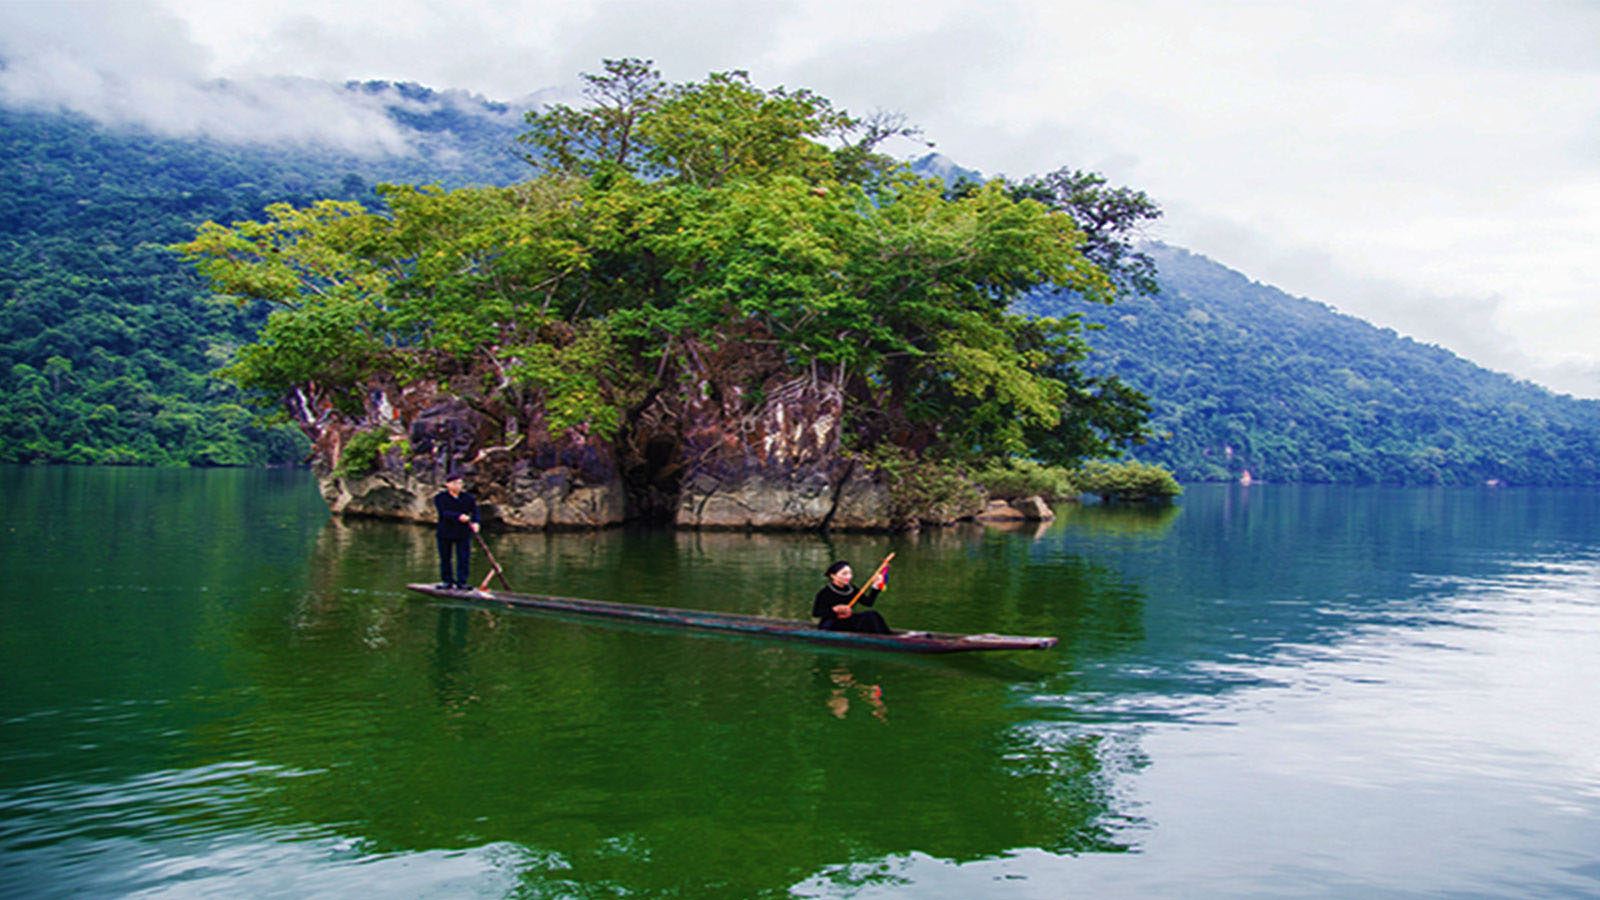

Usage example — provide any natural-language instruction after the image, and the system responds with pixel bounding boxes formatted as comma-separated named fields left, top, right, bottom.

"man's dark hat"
left=445, top=470, right=466, bottom=482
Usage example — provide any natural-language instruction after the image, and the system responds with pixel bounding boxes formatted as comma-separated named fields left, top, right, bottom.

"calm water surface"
left=1, top=467, right=1597, bottom=898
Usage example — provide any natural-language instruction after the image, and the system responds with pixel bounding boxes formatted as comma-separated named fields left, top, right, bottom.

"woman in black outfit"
left=812, top=561, right=891, bottom=633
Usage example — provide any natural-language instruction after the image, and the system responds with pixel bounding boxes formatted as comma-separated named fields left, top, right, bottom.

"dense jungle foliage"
left=175, top=60, right=1158, bottom=477
left=0, top=86, right=525, bottom=465
left=8, top=66, right=1600, bottom=485
left=1038, top=245, right=1600, bottom=484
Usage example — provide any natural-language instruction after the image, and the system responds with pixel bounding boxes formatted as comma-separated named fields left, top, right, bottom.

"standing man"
left=432, top=472, right=480, bottom=590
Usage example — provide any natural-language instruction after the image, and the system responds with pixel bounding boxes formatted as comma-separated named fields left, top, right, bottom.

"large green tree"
left=180, top=60, right=1155, bottom=470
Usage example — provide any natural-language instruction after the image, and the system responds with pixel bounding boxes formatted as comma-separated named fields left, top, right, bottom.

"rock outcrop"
left=675, top=467, right=895, bottom=531
left=296, top=338, right=996, bottom=533
left=320, top=463, right=627, bottom=529
left=661, top=364, right=902, bottom=530
left=308, top=375, right=629, bottom=530
left=974, top=495, right=1056, bottom=523
left=1014, top=495, right=1056, bottom=520
left=975, top=499, right=1025, bottom=521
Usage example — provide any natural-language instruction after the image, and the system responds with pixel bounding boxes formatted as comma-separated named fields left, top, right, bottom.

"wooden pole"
left=473, top=531, right=513, bottom=592
left=846, top=553, right=894, bottom=608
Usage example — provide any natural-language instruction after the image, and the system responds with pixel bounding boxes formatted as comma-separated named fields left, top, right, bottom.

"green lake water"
left=2, top=466, right=1598, bottom=898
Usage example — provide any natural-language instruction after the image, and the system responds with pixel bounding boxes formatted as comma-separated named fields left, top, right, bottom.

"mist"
left=5, top=0, right=1599, bottom=398
left=0, top=1, right=524, bottom=155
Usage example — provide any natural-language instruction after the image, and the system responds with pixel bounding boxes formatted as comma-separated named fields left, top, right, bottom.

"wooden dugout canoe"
left=405, top=583, right=1058, bottom=653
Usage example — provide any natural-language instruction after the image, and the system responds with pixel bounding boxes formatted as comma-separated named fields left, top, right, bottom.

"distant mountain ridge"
left=3, top=84, right=1597, bottom=482
left=1032, top=245, right=1600, bottom=484
left=0, top=85, right=528, bottom=466
left=908, top=153, right=984, bottom=186
left=926, top=155, right=1600, bottom=484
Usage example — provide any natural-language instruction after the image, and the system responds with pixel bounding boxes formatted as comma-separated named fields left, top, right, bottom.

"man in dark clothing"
left=432, top=473, right=480, bottom=589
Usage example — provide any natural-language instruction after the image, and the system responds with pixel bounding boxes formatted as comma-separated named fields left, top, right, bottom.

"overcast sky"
left=3, top=0, right=1598, bottom=397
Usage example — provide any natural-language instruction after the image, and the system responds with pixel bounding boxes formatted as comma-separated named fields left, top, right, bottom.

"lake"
left=2, top=466, right=1597, bottom=898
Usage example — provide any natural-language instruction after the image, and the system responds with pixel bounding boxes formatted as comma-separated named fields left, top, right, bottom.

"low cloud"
left=0, top=1, right=521, bottom=155
left=4, top=0, right=1598, bottom=398
left=1170, top=205, right=1600, bottom=399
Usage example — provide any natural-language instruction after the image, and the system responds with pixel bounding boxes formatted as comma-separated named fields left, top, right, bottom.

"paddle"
left=847, top=552, right=895, bottom=608
left=473, top=531, right=513, bottom=592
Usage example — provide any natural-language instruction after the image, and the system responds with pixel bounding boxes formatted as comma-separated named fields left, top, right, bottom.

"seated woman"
left=812, top=561, right=891, bottom=633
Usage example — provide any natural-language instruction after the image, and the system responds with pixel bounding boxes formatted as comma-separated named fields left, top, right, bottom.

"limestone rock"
left=975, top=499, right=1025, bottom=521
left=317, top=465, right=627, bottom=529
left=826, top=471, right=894, bottom=530
left=295, top=341, right=983, bottom=533
left=322, top=470, right=435, bottom=522
left=1015, top=495, right=1056, bottom=520
left=919, top=490, right=986, bottom=526
left=677, top=470, right=837, bottom=530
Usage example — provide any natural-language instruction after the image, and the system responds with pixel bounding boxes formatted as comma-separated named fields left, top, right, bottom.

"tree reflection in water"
left=212, top=514, right=1152, bottom=897
left=15, top=472, right=1600, bottom=898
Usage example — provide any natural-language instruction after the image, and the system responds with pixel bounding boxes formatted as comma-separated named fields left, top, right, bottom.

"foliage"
left=22, top=66, right=1597, bottom=490
left=180, top=61, right=1157, bottom=473
left=971, top=458, right=1079, bottom=501
left=1010, top=168, right=1163, bottom=299
left=0, top=88, right=526, bottom=466
left=518, top=58, right=664, bottom=178
left=852, top=444, right=984, bottom=528
left=1034, top=245, right=1600, bottom=485
left=1072, top=459, right=1183, bottom=503
left=521, top=59, right=920, bottom=188
left=334, top=427, right=396, bottom=479
left=506, top=318, right=630, bottom=438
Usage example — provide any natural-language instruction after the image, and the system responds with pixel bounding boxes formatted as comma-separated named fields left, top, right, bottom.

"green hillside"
left=7, top=86, right=1599, bottom=484
left=1033, top=245, right=1600, bottom=485
left=0, top=86, right=526, bottom=465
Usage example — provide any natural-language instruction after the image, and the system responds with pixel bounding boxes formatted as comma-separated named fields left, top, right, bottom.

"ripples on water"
left=3, top=471, right=1599, bottom=898
left=786, top=551, right=1600, bottom=899
left=0, top=760, right=532, bottom=898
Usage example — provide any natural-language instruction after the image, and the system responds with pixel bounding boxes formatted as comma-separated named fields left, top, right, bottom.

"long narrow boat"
left=405, top=583, right=1057, bottom=653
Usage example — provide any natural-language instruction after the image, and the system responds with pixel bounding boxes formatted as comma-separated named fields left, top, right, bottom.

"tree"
left=1011, top=168, right=1162, bottom=299
left=181, top=62, right=1157, bottom=482
left=522, top=58, right=924, bottom=191
left=518, top=57, right=665, bottom=178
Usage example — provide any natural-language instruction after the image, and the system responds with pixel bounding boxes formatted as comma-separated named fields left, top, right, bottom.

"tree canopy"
left=180, top=60, right=1157, bottom=470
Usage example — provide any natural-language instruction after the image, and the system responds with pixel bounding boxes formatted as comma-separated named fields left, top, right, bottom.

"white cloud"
left=0, top=0, right=492, bottom=154
left=3, top=0, right=1598, bottom=396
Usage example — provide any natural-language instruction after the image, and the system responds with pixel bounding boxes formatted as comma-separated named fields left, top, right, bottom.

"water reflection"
left=184, top=512, right=1152, bottom=897
left=1054, top=501, right=1181, bottom=539
left=9, top=469, right=1600, bottom=899
left=821, top=663, right=888, bottom=722
left=973, top=517, right=1053, bottom=539
left=432, top=607, right=475, bottom=714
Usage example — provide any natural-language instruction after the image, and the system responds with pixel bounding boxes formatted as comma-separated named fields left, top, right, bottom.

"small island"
left=178, top=60, right=1177, bottom=531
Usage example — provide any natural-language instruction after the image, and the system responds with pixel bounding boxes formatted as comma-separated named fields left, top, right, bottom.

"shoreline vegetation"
left=175, top=60, right=1177, bottom=532
left=10, top=69, right=1600, bottom=490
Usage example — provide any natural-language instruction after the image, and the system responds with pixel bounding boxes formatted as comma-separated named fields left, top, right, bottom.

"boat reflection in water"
left=30, top=471, right=1600, bottom=897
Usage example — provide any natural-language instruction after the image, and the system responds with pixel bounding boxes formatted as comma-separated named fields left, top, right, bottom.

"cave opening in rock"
left=624, top=436, right=683, bottom=524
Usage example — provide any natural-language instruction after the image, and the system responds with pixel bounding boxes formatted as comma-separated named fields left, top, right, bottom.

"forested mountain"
left=0, top=84, right=526, bottom=465
left=1030, top=245, right=1600, bottom=485
left=5, top=83, right=1598, bottom=484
